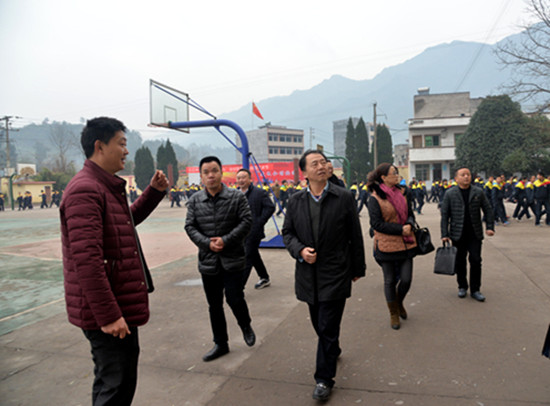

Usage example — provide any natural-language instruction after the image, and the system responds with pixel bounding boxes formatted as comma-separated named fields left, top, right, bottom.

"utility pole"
left=1, top=116, right=18, bottom=174
left=309, top=127, right=315, bottom=149
left=373, top=103, right=377, bottom=168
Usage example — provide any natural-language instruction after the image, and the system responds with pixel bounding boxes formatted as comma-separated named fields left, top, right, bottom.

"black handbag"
left=433, top=241, right=457, bottom=275
left=414, top=222, right=434, bottom=255
left=543, top=324, right=550, bottom=359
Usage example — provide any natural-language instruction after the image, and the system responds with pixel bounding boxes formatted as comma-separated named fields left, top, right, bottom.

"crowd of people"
left=57, top=116, right=549, bottom=406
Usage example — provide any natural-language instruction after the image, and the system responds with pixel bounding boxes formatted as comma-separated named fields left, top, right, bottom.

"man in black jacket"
left=236, top=168, right=276, bottom=289
left=185, top=156, right=255, bottom=362
left=440, top=167, right=495, bottom=302
left=282, top=150, right=366, bottom=401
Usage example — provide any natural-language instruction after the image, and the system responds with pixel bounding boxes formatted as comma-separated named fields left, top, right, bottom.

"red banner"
left=186, top=162, right=304, bottom=184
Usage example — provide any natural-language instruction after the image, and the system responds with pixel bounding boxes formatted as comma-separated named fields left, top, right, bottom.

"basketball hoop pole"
left=168, top=119, right=250, bottom=169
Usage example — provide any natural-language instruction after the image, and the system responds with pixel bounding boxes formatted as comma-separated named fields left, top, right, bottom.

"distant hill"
left=219, top=39, right=517, bottom=152
left=5, top=32, right=525, bottom=168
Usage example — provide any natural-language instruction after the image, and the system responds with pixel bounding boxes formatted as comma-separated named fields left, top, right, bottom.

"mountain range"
left=215, top=36, right=519, bottom=152
left=5, top=30, right=525, bottom=168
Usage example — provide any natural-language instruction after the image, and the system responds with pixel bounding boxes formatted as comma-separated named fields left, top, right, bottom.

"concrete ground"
left=1, top=198, right=549, bottom=405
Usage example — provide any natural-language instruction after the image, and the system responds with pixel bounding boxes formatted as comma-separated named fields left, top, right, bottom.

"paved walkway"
left=1, top=200, right=549, bottom=405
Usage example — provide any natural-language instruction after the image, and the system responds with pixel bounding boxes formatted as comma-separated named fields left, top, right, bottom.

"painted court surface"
left=1, top=198, right=550, bottom=405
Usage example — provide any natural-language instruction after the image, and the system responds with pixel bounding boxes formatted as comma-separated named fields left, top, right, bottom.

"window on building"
left=412, top=135, right=422, bottom=148
left=269, top=135, right=273, bottom=142
left=425, top=135, right=440, bottom=147
left=269, top=148, right=274, bottom=154
left=415, top=164, right=429, bottom=180
left=294, top=136, right=302, bottom=143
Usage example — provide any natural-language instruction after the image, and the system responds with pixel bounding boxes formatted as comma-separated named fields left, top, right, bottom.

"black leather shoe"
left=312, top=382, right=332, bottom=401
left=471, top=291, right=486, bottom=302
left=202, top=344, right=229, bottom=362
left=458, top=288, right=467, bottom=298
left=242, top=325, right=256, bottom=347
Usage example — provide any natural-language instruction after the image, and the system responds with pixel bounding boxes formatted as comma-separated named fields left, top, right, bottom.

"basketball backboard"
left=149, top=79, right=190, bottom=132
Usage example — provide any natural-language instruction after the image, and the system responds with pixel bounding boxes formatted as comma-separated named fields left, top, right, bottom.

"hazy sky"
left=0, top=0, right=534, bottom=137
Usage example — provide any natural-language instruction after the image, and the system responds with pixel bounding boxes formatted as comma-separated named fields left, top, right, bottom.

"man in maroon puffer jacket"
left=60, top=117, right=168, bottom=406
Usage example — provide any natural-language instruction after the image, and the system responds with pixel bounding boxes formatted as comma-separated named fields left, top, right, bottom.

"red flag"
left=252, top=102, right=264, bottom=120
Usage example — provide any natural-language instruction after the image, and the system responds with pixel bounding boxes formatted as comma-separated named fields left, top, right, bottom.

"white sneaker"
left=254, top=279, right=271, bottom=289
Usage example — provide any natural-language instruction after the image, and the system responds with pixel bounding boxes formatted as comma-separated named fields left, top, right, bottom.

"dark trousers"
left=453, top=236, right=483, bottom=293
left=357, top=194, right=368, bottom=214
left=82, top=326, right=140, bottom=406
left=535, top=199, right=550, bottom=225
left=380, top=258, right=413, bottom=302
left=308, top=299, right=346, bottom=388
left=243, top=237, right=269, bottom=287
left=202, top=269, right=252, bottom=345
left=417, top=198, right=424, bottom=213
left=513, top=199, right=524, bottom=218
left=494, top=199, right=507, bottom=222
left=519, top=201, right=536, bottom=220
left=276, top=198, right=287, bottom=215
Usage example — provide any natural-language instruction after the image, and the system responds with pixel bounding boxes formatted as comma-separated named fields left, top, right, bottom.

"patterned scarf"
left=380, top=183, right=414, bottom=243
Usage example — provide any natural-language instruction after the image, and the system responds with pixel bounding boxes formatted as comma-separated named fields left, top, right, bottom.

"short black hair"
left=299, top=149, right=328, bottom=171
left=454, top=167, right=470, bottom=177
left=237, top=168, right=251, bottom=176
left=81, top=117, right=127, bottom=159
left=199, top=156, right=222, bottom=172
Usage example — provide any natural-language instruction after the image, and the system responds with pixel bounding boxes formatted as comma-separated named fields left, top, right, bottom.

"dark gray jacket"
left=185, top=184, right=252, bottom=274
left=440, top=185, right=494, bottom=241
left=243, top=185, right=275, bottom=242
left=282, top=182, right=366, bottom=304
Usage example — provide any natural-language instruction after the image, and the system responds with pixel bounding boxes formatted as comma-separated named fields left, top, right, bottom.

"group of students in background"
left=347, top=171, right=550, bottom=227
left=164, top=167, right=550, bottom=229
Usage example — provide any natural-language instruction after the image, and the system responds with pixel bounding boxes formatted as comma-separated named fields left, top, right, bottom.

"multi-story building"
left=238, top=125, right=304, bottom=163
left=332, top=117, right=373, bottom=167
left=393, top=143, right=409, bottom=167
left=408, top=89, right=483, bottom=187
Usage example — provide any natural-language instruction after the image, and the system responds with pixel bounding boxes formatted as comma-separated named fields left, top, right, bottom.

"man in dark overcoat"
left=282, top=149, right=366, bottom=401
left=236, top=168, right=275, bottom=289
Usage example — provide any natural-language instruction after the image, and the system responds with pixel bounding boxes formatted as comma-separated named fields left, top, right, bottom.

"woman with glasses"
left=367, top=163, right=417, bottom=330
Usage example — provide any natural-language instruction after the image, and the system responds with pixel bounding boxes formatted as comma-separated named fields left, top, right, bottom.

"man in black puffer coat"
left=440, top=167, right=495, bottom=302
left=185, top=156, right=254, bottom=362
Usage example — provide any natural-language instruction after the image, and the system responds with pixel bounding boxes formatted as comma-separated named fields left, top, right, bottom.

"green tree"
left=134, top=146, right=155, bottom=191
left=375, top=124, right=393, bottom=165
left=354, top=118, right=371, bottom=181
left=345, top=118, right=357, bottom=181
left=35, top=166, right=77, bottom=191
left=455, top=95, right=529, bottom=175
left=514, top=114, right=550, bottom=174
left=164, top=139, right=179, bottom=185
left=156, top=142, right=166, bottom=172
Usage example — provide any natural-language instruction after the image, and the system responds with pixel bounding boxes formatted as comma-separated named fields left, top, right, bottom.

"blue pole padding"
left=169, top=119, right=249, bottom=169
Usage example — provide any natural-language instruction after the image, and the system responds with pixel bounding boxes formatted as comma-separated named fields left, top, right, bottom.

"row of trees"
left=345, top=117, right=393, bottom=183
left=134, top=139, right=178, bottom=191
left=455, top=95, right=550, bottom=175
